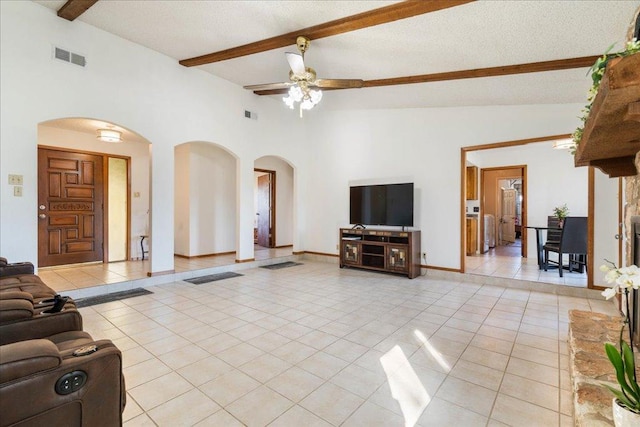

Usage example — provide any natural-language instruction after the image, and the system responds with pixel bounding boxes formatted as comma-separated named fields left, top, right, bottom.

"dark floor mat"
left=75, top=288, right=153, bottom=308
left=184, top=271, right=243, bottom=285
left=260, top=261, right=303, bottom=270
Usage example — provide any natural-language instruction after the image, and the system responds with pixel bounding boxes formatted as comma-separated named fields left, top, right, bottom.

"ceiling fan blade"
left=314, top=79, right=364, bottom=89
left=253, top=85, right=355, bottom=96
left=253, top=88, right=291, bottom=96
left=286, top=52, right=306, bottom=75
left=243, top=82, right=292, bottom=91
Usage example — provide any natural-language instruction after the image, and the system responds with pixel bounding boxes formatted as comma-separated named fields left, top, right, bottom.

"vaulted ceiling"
left=34, top=0, right=639, bottom=110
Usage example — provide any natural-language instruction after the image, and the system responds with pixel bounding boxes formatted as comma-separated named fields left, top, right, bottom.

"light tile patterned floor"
left=38, top=246, right=293, bottom=293
left=465, top=240, right=587, bottom=288
left=78, top=261, right=615, bottom=427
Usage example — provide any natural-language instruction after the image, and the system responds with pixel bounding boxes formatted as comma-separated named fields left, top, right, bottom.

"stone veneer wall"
left=568, top=310, right=624, bottom=426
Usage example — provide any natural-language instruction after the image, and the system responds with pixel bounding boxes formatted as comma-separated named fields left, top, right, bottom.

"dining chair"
left=546, top=216, right=562, bottom=245
left=543, top=216, right=588, bottom=277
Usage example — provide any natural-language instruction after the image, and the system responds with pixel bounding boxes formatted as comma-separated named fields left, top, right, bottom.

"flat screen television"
left=350, top=183, right=414, bottom=227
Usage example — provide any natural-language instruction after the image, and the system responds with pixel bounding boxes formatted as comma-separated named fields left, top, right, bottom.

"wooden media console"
left=339, top=228, right=421, bottom=278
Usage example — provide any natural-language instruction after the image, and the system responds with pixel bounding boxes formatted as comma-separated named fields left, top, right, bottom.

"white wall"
left=38, top=125, right=150, bottom=259
left=255, top=156, right=294, bottom=247
left=174, top=144, right=190, bottom=256
left=189, top=142, right=236, bottom=255
left=0, top=1, right=305, bottom=271
left=305, top=105, right=585, bottom=269
left=175, top=142, right=237, bottom=257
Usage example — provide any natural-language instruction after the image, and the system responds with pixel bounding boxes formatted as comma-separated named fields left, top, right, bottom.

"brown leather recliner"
left=0, top=257, right=35, bottom=278
left=0, top=258, right=82, bottom=345
left=0, top=274, right=58, bottom=300
left=0, top=330, right=126, bottom=427
left=0, top=257, right=58, bottom=301
left=0, top=291, right=82, bottom=346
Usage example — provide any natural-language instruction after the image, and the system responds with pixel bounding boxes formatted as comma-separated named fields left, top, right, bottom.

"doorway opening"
left=37, top=147, right=132, bottom=267
left=254, top=169, right=275, bottom=248
left=37, top=118, right=151, bottom=269
left=38, top=147, right=106, bottom=267
left=481, top=167, right=525, bottom=258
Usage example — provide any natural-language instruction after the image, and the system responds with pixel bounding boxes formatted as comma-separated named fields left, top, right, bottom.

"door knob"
left=615, top=234, right=621, bottom=240
left=39, top=213, right=46, bottom=219
left=39, top=204, right=46, bottom=210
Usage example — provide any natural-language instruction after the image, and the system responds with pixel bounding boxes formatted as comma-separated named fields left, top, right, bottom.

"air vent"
left=70, top=53, right=86, bottom=67
left=244, top=110, right=258, bottom=120
left=55, top=47, right=70, bottom=62
left=53, top=46, right=86, bottom=67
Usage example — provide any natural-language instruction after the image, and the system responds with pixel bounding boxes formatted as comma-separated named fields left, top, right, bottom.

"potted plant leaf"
left=552, top=204, right=569, bottom=228
left=600, top=263, right=640, bottom=426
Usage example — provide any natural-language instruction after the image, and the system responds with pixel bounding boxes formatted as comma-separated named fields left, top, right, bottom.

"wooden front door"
left=257, top=173, right=271, bottom=247
left=38, top=148, right=104, bottom=267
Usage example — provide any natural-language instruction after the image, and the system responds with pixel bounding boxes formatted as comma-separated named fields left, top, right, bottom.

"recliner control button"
left=55, top=371, right=87, bottom=395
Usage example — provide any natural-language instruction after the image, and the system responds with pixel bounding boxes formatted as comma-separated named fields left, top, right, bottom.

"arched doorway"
left=37, top=118, right=151, bottom=267
left=254, top=156, right=295, bottom=252
left=174, top=141, right=238, bottom=258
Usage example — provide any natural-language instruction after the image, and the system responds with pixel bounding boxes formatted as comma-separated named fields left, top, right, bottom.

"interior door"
left=257, top=173, right=271, bottom=247
left=38, top=148, right=104, bottom=267
left=501, top=188, right=516, bottom=243
left=592, top=168, right=622, bottom=287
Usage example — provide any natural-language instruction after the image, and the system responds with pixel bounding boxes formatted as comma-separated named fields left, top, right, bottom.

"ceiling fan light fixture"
left=283, top=84, right=322, bottom=115
left=552, top=138, right=575, bottom=150
left=96, top=129, right=122, bottom=143
left=309, top=89, right=322, bottom=104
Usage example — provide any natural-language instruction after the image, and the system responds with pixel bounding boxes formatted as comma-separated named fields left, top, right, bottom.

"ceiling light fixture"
left=552, top=138, right=576, bottom=150
left=97, top=129, right=122, bottom=143
left=282, top=81, right=322, bottom=117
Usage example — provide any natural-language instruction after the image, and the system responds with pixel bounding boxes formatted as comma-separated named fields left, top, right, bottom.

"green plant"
left=604, top=337, right=640, bottom=413
left=600, top=262, right=640, bottom=413
left=552, top=204, right=569, bottom=220
left=572, top=39, right=640, bottom=154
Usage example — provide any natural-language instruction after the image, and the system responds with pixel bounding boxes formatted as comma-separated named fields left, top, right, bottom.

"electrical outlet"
left=14, top=186, right=23, bottom=197
left=8, top=174, right=23, bottom=185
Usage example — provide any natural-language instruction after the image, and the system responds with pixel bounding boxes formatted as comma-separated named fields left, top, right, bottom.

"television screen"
left=350, top=183, right=414, bottom=227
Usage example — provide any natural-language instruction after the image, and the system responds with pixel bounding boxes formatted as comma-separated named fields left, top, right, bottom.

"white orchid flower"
left=600, top=264, right=611, bottom=273
left=604, top=269, right=621, bottom=284
left=601, top=287, right=617, bottom=300
left=620, top=265, right=640, bottom=275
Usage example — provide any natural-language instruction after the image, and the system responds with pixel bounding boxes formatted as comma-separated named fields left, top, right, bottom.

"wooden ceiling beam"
left=362, top=55, right=601, bottom=88
left=57, top=0, right=99, bottom=21
left=250, top=55, right=601, bottom=95
left=179, top=0, right=474, bottom=67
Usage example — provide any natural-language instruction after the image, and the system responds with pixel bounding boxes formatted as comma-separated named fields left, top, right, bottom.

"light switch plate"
left=14, top=186, right=23, bottom=197
left=8, top=174, right=23, bottom=185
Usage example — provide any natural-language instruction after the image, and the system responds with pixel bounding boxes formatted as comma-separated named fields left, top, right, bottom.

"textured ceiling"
left=33, top=0, right=639, bottom=110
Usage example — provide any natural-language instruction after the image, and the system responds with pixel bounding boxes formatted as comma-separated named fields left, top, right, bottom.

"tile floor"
left=465, top=240, right=587, bottom=288
left=38, top=246, right=293, bottom=293
left=78, top=261, right=615, bottom=426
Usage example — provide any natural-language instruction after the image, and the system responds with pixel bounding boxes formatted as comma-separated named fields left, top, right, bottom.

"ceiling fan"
left=243, top=36, right=363, bottom=116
